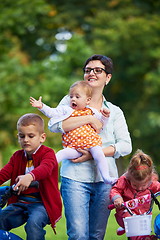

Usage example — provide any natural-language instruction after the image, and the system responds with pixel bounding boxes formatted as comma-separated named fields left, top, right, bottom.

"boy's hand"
left=30, top=96, right=43, bottom=109
left=100, top=108, right=110, bottom=118
left=114, top=197, right=124, bottom=208
left=14, top=174, right=34, bottom=195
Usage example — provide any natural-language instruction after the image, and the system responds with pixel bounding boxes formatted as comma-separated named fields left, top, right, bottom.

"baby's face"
left=17, top=124, right=46, bottom=156
left=69, top=87, right=91, bottom=110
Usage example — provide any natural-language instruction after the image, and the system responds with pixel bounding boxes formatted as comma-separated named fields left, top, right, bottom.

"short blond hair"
left=69, top=81, right=92, bottom=98
left=17, top=113, right=44, bottom=133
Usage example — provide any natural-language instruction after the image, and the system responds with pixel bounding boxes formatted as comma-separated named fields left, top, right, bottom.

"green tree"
left=0, top=0, right=160, bottom=173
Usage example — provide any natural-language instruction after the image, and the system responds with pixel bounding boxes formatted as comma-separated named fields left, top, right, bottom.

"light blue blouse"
left=49, top=95, right=132, bottom=182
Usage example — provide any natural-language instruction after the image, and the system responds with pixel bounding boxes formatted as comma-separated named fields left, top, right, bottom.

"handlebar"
left=12, top=180, right=39, bottom=191
left=0, top=181, right=39, bottom=208
left=108, top=202, right=134, bottom=215
left=108, top=193, right=152, bottom=210
left=108, top=191, right=160, bottom=215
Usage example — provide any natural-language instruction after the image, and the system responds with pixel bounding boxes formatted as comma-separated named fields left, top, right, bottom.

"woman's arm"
left=112, top=107, right=132, bottom=158
left=71, top=145, right=115, bottom=163
left=62, top=115, right=103, bottom=133
left=49, top=95, right=103, bottom=133
left=103, top=145, right=116, bottom=157
left=49, top=112, right=103, bottom=134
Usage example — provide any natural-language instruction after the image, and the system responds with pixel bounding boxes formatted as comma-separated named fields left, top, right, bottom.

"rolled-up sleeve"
left=113, top=107, right=132, bottom=159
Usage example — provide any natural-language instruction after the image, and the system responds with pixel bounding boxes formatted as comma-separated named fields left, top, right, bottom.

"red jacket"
left=110, top=175, right=160, bottom=215
left=0, top=145, right=62, bottom=229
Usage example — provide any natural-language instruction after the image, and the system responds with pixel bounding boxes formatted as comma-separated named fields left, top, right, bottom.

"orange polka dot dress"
left=62, top=108, right=102, bottom=149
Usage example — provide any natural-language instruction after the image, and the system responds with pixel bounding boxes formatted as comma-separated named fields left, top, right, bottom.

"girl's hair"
left=83, top=54, right=113, bottom=74
left=69, top=81, right=92, bottom=98
left=17, top=113, right=44, bottom=133
left=127, top=149, right=154, bottom=181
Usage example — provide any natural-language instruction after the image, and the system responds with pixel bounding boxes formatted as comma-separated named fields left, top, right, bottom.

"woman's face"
left=83, top=60, right=112, bottom=90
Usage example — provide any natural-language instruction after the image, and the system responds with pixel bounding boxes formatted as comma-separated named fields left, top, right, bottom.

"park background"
left=0, top=0, right=160, bottom=239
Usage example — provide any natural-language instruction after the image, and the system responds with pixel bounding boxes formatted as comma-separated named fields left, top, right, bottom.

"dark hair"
left=83, top=54, right=113, bottom=74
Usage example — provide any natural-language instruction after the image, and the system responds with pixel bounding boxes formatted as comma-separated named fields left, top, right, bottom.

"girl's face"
left=83, top=60, right=112, bottom=90
left=69, top=86, right=91, bottom=110
left=130, top=176, right=151, bottom=191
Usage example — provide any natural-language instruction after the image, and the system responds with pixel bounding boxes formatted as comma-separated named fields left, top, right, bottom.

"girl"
left=110, top=149, right=159, bottom=240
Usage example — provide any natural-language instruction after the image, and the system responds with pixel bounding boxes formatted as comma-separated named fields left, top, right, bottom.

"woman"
left=50, top=54, right=132, bottom=239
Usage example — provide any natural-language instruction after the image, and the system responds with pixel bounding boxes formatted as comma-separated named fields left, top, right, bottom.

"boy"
left=0, top=113, right=62, bottom=240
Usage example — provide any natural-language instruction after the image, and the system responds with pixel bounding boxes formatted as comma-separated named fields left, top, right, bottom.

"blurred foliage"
left=0, top=0, right=160, bottom=173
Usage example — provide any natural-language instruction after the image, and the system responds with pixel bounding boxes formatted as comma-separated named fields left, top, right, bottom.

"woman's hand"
left=71, top=149, right=92, bottom=163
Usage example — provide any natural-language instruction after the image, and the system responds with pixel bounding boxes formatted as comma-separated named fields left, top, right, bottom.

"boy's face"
left=69, top=87, right=91, bottom=110
left=17, top=124, right=46, bottom=156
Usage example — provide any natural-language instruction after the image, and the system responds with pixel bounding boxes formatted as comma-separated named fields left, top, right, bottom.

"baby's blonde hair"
left=69, top=81, right=92, bottom=98
left=127, top=149, right=153, bottom=181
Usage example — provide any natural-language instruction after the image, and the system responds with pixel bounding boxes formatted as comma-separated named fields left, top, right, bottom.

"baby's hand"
left=100, top=108, right=110, bottom=118
left=30, top=96, right=43, bottom=109
left=114, top=197, right=124, bottom=208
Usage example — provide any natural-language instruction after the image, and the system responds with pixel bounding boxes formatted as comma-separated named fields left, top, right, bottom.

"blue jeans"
left=61, top=177, right=112, bottom=240
left=0, top=202, right=49, bottom=240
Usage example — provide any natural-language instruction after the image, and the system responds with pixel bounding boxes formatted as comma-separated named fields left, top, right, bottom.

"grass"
left=10, top=201, right=159, bottom=240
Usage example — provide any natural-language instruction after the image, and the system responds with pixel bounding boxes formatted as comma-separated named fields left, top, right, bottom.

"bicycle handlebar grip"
left=29, top=181, right=39, bottom=188
left=12, top=181, right=39, bottom=194
left=108, top=204, right=115, bottom=210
